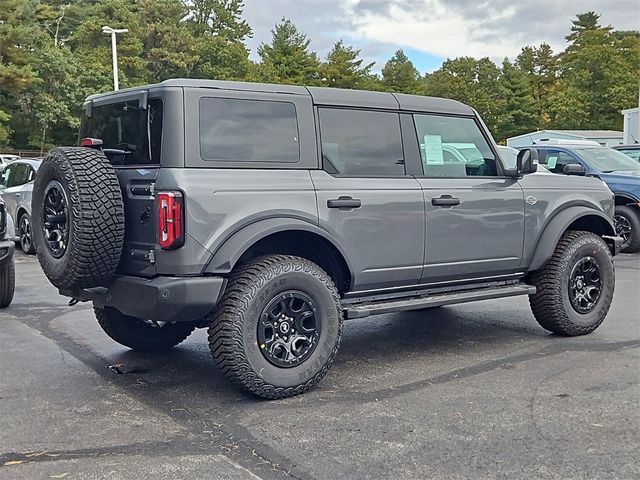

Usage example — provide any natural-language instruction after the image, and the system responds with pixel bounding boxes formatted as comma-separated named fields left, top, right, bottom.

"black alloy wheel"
left=568, top=256, right=602, bottom=314
left=42, top=180, right=69, bottom=259
left=257, top=291, right=321, bottom=368
left=19, top=214, right=35, bottom=254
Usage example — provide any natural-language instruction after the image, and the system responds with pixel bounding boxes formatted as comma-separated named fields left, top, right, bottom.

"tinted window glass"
left=7, top=164, right=30, bottom=187
left=79, top=98, right=163, bottom=166
left=413, top=114, right=499, bottom=177
left=200, top=98, right=299, bottom=163
left=1, top=164, right=13, bottom=187
left=318, top=108, right=404, bottom=176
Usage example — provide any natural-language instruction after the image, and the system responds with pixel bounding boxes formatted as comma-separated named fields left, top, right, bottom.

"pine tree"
left=381, top=50, right=421, bottom=94
left=319, top=40, right=375, bottom=89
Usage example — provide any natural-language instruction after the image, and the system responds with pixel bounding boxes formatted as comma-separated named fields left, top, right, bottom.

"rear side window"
left=199, top=97, right=299, bottom=163
left=318, top=108, right=404, bottom=176
left=79, top=98, right=163, bottom=166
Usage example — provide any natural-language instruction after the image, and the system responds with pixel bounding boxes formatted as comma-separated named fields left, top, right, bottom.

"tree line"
left=1, top=1, right=638, bottom=151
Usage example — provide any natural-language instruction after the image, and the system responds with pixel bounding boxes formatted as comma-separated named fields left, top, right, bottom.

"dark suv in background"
left=526, top=144, right=640, bottom=253
left=30, top=80, right=622, bottom=398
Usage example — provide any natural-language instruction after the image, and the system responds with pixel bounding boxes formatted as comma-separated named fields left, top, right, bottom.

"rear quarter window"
left=199, top=97, right=300, bottom=163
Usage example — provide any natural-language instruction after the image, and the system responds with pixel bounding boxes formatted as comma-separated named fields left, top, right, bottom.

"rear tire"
left=95, top=306, right=196, bottom=352
left=614, top=205, right=640, bottom=253
left=19, top=213, right=36, bottom=254
left=0, top=259, right=15, bottom=308
left=209, top=255, right=343, bottom=399
left=528, top=230, right=614, bottom=336
left=32, top=147, right=125, bottom=290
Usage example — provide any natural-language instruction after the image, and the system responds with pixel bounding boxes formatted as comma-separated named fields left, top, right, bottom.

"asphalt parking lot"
left=1, top=251, right=639, bottom=479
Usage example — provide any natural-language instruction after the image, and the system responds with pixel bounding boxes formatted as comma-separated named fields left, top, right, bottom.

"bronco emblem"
left=526, top=196, right=538, bottom=205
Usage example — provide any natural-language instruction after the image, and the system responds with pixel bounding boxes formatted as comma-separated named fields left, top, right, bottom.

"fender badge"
left=526, top=196, right=538, bottom=206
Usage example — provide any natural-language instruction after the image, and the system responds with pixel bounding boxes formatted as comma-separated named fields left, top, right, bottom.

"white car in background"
left=0, top=154, right=20, bottom=172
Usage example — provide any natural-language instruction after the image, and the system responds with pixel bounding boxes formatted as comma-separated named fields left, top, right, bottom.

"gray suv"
left=32, top=80, right=622, bottom=398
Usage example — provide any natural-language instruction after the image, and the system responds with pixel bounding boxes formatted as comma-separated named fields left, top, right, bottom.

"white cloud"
left=243, top=0, right=640, bottom=67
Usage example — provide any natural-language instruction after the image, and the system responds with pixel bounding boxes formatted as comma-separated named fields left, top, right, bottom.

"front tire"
left=614, top=205, right=640, bottom=253
left=528, top=230, right=615, bottom=336
left=0, top=259, right=15, bottom=308
left=19, top=213, right=36, bottom=254
left=95, top=306, right=196, bottom=352
left=209, top=255, right=343, bottom=399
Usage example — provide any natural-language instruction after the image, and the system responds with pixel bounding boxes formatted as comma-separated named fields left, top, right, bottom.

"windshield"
left=576, top=147, right=640, bottom=173
left=79, top=98, right=163, bottom=166
left=616, top=148, right=640, bottom=162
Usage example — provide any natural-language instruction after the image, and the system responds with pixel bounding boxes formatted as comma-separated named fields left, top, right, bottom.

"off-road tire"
left=19, top=212, right=36, bottom=254
left=209, top=255, right=343, bottom=399
left=95, top=306, right=196, bottom=352
left=615, top=205, right=640, bottom=253
left=32, top=147, right=124, bottom=290
left=529, top=230, right=614, bottom=336
left=0, top=259, right=15, bottom=308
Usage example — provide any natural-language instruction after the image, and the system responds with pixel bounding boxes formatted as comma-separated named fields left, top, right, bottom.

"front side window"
left=616, top=148, right=640, bottom=161
left=538, top=149, right=580, bottom=174
left=413, top=114, right=499, bottom=177
left=200, top=97, right=299, bottom=163
left=318, top=108, right=404, bottom=176
left=7, top=164, right=30, bottom=187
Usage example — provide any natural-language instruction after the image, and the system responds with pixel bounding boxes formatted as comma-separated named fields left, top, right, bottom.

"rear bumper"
left=0, top=240, right=15, bottom=267
left=61, top=275, right=227, bottom=323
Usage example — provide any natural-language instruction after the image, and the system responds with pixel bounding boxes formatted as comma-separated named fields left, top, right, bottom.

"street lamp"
left=102, top=26, right=128, bottom=91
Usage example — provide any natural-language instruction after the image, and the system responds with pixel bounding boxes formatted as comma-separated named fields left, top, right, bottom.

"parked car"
left=31, top=79, right=622, bottom=399
left=0, top=158, right=41, bottom=254
left=0, top=196, right=15, bottom=307
left=0, top=154, right=20, bottom=172
left=612, top=144, right=640, bottom=162
left=524, top=144, right=640, bottom=253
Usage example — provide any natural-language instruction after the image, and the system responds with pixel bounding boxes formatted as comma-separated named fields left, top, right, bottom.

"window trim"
left=409, top=111, right=509, bottom=179
left=316, top=106, right=408, bottom=178
left=198, top=96, right=301, bottom=164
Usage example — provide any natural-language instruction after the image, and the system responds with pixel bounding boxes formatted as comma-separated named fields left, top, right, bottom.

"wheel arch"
left=527, top=207, right=615, bottom=272
left=204, top=218, right=354, bottom=293
left=614, top=194, right=640, bottom=207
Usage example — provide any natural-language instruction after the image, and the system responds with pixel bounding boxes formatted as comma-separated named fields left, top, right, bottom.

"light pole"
left=102, top=26, right=128, bottom=91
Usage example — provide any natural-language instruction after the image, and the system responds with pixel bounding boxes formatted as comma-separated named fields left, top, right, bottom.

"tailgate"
left=115, top=168, right=159, bottom=276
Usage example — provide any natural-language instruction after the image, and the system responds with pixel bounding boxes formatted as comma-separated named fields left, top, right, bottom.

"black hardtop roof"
left=85, top=78, right=474, bottom=115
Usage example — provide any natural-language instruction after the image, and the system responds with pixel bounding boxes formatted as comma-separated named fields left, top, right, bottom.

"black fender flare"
left=527, top=207, right=615, bottom=272
left=203, top=217, right=354, bottom=281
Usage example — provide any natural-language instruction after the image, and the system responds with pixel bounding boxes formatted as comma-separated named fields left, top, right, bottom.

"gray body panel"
left=77, top=79, right=617, bottom=321
left=417, top=177, right=525, bottom=282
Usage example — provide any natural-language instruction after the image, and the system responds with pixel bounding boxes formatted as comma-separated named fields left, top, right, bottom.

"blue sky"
left=242, top=0, right=638, bottom=74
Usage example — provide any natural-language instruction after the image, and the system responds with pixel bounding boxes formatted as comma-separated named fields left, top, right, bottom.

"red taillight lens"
left=79, top=137, right=103, bottom=148
left=157, top=191, right=184, bottom=249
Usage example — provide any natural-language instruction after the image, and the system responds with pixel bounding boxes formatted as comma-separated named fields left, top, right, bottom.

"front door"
left=411, top=113, right=525, bottom=283
left=312, top=107, right=425, bottom=292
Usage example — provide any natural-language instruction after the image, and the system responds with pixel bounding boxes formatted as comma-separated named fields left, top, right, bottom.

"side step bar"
left=342, top=283, right=536, bottom=319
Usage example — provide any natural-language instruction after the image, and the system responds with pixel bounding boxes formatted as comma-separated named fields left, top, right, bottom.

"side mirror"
left=563, top=164, right=586, bottom=176
left=516, top=148, right=538, bottom=175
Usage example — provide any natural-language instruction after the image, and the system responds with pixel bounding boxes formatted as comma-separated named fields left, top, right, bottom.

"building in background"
left=506, top=130, right=624, bottom=148
left=622, top=107, right=639, bottom=144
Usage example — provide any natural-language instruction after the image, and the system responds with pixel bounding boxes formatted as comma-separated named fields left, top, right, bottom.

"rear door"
left=410, top=113, right=525, bottom=283
left=312, top=107, right=424, bottom=291
left=1, top=163, right=31, bottom=223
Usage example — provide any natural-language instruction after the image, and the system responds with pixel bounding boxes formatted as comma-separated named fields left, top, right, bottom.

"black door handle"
left=432, top=195, right=460, bottom=206
left=327, top=196, right=362, bottom=209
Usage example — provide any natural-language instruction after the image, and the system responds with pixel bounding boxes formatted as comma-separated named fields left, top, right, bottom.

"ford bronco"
left=32, top=80, right=622, bottom=398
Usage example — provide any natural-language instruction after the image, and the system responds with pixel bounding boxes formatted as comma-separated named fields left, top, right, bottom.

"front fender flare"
left=527, top=207, right=615, bottom=272
left=203, top=217, right=354, bottom=278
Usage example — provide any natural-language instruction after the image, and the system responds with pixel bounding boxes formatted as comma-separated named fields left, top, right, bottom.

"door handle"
left=327, top=196, right=362, bottom=209
left=432, top=195, right=460, bottom=207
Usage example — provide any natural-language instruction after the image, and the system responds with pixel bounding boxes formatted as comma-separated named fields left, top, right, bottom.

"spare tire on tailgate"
left=32, top=147, right=125, bottom=291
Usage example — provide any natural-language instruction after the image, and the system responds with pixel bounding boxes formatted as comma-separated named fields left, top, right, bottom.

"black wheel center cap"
left=279, top=322, right=290, bottom=334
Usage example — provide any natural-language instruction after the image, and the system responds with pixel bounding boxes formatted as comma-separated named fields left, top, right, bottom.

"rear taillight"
left=157, top=191, right=184, bottom=249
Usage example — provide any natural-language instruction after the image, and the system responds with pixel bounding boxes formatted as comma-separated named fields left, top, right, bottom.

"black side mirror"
left=516, top=148, right=538, bottom=175
left=563, top=163, right=586, bottom=176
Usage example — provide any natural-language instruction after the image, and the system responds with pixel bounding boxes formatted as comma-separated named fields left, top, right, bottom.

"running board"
left=342, top=283, right=536, bottom=319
